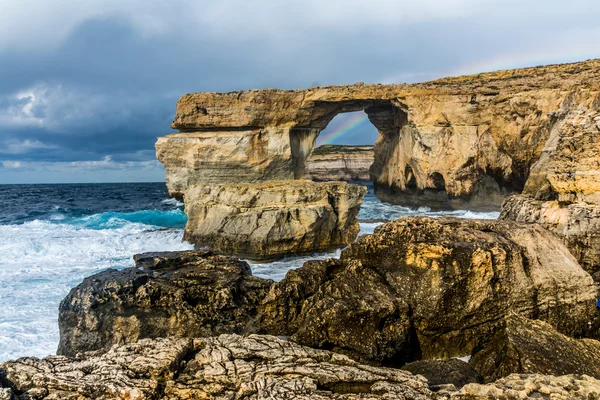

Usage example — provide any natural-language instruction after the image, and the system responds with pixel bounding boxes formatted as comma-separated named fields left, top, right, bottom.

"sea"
left=0, top=182, right=499, bottom=362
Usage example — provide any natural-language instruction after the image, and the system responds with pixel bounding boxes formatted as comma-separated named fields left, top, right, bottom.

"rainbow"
left=319, top=112, right=371, bottom=145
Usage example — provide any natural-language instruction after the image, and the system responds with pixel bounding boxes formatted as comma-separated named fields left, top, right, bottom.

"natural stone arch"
left=288, top=99, right=407, bottom=180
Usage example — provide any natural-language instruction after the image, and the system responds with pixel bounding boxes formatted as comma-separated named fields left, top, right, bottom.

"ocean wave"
left=63, top=209, right=188, bottom=230
left=161, top=198, right=184, bottom=207
left=0, top=217, right=193, bottom=362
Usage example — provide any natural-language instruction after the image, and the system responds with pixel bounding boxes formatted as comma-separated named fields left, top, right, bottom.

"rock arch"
left=156, top=59, right=600, bottom=210
left=288, top=100, right=405, bottom=180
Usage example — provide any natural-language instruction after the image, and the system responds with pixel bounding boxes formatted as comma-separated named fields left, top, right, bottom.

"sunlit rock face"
left=183, top=180, right=366, bottom=260
left=157, top=59, right=600, bottom=210
left=500, top=92, right=600, bottom=278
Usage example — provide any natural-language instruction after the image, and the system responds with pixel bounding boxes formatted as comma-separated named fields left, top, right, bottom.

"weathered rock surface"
left=258, top=217, right=597, bottom=363
left=183, top=180, right=366, bottom=260
left=305, top=145, right=374, bottom=181
left=499, top=91, right=600, bottom=278
left=455, top=374, right=600, bottom=399
left=501, top=195, right=600, bottom=280
left=157, top=59, right=600, bottom=210
left=401, top=359, right=480, bottom=389
left=2, top=334, right=440, bottom=400
left=58, top=251, right=272, bottom=357
left=470, top=314, right=600, bottom=382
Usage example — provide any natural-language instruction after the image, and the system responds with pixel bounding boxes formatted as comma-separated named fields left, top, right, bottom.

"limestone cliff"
left=499, top=95, right=600, bottom=277
left=304, top=145, right=374, bottom=181
left=157, top=59, right=600, bottom=210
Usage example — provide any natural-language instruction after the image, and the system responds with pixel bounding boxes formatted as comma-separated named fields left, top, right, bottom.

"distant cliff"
left=304, top=145, right=374, bottom=182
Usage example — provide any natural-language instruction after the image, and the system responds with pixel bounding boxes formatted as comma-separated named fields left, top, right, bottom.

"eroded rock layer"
left=182, top=180, right=366, bottom=260
left=157, top=59, right=600, bottom=210
left=2, top=335, right=438, bottom=400
left=305, top=145, right=374, bottom=181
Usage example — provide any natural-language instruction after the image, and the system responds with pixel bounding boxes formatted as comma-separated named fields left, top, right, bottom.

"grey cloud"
left=0, top=1, right=599, bottom=183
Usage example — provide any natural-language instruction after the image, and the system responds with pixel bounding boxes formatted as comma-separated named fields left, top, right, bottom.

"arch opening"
left=289, top=100, right=403, bottom=182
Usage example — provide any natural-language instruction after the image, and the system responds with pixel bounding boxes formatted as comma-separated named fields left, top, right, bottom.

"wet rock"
left=401, top=359, right=480, bottom=389
left=183, top=180, right=366, bottom=260
left=58, top=251, right=273, bottom=357
left=2, top=335, right=441, bottom=400
left=470, top=314, right=600, bottom=382
left=259, top=217, right=597, bottom=363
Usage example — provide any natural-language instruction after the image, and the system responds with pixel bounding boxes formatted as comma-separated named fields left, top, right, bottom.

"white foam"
left=161, top=198, right=184, bottom=207
left=0, top=219, right=192, bottom=362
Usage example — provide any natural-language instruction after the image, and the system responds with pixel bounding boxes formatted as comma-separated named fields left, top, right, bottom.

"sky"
left=1, top=0, right=599, bottom=184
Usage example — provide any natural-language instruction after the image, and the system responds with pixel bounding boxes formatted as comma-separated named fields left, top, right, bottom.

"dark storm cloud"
left=0, top=0, right=599, bottom=183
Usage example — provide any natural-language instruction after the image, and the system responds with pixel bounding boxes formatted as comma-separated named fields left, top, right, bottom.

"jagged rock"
left=183, top=180, right=366, bottom=260
left=500, top=95, right=600, bottom=278
left=455, top=374, right=600, bottom=399
left=501, top=195, right=600, bottom=280
left=1, top=335, right=441, bottom=400
left=0, top=370, right=15, bottom=400
left=305, top=145, right=374, bottom=181
left=470, top=314, right=600, bottom=382
left=58, top=251, right=273, bottom=357
left=401, top=359, right=480, bottom=389
left=258, top=217, right=597, bottom=363
left=157, top=59, right=600, bottom=210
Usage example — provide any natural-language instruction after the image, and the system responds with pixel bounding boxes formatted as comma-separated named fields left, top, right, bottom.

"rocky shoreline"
left=3, top=58, right=600, bottom=399
left=3, top=238, right=600, bottom=399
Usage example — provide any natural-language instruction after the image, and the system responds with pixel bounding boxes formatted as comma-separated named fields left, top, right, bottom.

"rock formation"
left=499, top=90, right=600, bottom=279
left=59, top=217, right=597, bottom=364
left=182, top=180, right=366, bottom=260
left=304, top=145, right=374, bottom=181
left=455, top=374, right=600, bottom=399
left=58, top=251, right=272, bottom=357
left=469, top=314, right=600, bottom=382
left=5, top=334, right=600, bottom=399
left=501, top=196, right=600, bottom=280
left=2, top=334, right=438, bottom=400
left=258, top=217, right=597, bottom=363
left=157, top=59, right=600, bottom=211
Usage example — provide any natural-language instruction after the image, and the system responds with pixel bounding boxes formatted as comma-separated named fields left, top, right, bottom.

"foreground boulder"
left=58, top=251, right=272, bottom=357
left=470, top=314, right=600, bottom=382
left=183, top=180, right=366, bottom=260
left=501, top=195, right=600, bottom=280
left=259, top=217, right=597, bottom=363
left=1, top=334, right=437, bottom=400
